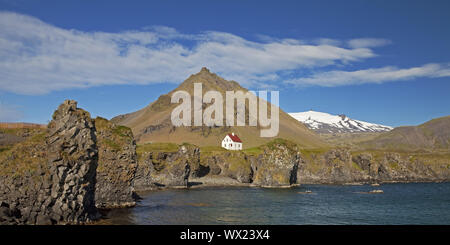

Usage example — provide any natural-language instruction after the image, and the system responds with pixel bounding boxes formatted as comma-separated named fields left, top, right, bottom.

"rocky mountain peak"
left=111, top=69, right=326, bottom=148
left=199, top=66, right=211, bottom=74
left=178, top=67, right=243, bottom=94
left=51, top=99, right=78, bottom=120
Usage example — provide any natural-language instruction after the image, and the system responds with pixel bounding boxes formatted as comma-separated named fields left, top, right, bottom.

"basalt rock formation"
left=0, top=101, right=142, bottom=224
left=193, top=140, right=301, bottom=186
left=199, top=151, right=254, bottom=183
left=134, top=144, right=195, bottom=190
left=297, top=149, right=450, bottom=184
left=135, top=139, right=303, bottom=188
left=252, top=140, right=300, bottom=186
left=1, top=97, right=449, bottom=225
left=134, top=139, right=450, bottom=189
left=0, top=100, right=99, bottom=224
left=94, top=117, right=138, bottom=209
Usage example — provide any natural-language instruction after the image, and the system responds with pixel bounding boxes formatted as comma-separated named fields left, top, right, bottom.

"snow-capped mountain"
left=289, top=110, right=393, bottom=134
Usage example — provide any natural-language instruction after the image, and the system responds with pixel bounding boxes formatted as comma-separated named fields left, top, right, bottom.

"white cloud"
left=314, top=38, right=343, bottom=46
left=347, top=38, right=391, bottom=48
left=1, top=11, right=447, bottom=94
left=285, top=63, right=450, bottom=87
left=0, top=11, right=382, bottom=94
left=0, top=103, right=23, bottom=122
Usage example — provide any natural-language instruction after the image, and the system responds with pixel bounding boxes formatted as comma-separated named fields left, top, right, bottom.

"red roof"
left=227, top=133, right=242, bottom=143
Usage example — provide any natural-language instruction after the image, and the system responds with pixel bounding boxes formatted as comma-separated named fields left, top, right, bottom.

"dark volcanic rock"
left=298, top=149, right=450, bottom=184
left=135, top=139, right=302, bottom=187
left=46, top=100, right=99, bottom=223
left=200, top=152, right=253, bottom=183
left=132, top=138, right=449, bottom=190
left=94, top=117, right=138, bottom=209
left=134, top=144, right=196, bottom=190
left=252, top=140, right=300, bottom=187
left=352, top=153, right=372, bottom=172
left=0, top=100, right=99, bottom=224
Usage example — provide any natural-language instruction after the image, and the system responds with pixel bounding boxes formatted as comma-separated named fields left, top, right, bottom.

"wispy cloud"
left=347, top=38, right=391, bottom=48
left=285, top=63, right=450, bottom=87
left=0, top=11, right=447, bottom=94
left=0, top=11, right=382, bottom=94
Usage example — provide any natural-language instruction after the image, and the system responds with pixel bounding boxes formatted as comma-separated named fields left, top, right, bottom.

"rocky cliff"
left=298, top=149, right=450, bottom=184
left=134, top=140, right=450, bottom=190
left=134, top=144, right=195, bottom=190
left=94, top=117, right=138, bottom=209
left=0, top=100, right=141, bottom=224
left=1, top=100, right=449, bottom=225
left=198, top=150, right=254, bottom=183
left=135, top=139, right=303, bottom=188
left=252, top=140, right=300, bottom=186
left=0, top=100, right=99, bottom=224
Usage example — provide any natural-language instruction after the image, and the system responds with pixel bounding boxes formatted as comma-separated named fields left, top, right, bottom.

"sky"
left=0, top=0, right=449, bottom=127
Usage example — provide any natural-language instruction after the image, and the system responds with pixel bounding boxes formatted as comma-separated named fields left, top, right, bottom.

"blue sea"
left=100, top=183, right=450, bottom=225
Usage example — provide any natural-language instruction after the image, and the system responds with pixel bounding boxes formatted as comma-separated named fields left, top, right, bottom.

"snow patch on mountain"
left=289, top=110, right=393, bottom=133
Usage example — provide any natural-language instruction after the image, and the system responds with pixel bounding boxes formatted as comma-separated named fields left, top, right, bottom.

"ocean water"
left=100, top=183, right=450, bottom=225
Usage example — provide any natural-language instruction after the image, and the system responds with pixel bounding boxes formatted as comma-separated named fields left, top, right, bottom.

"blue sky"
left=0, top=0, right=449, bottom=127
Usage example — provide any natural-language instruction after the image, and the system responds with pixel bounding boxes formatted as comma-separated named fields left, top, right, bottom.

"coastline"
left=97, top=182, right=450, bottom=225
left=134, top=175, right=450, bottom=194
left=1, top=101, right=449, bottom=225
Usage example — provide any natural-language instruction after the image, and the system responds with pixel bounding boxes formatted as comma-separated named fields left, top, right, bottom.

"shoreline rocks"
left=298, top=148, right=450, bottom=185
left=1, top=100, right=449, bottom=225
left=0, top=100, right=141, bottom=224
left=134, top=144, right=195, bottom=191
left=134, top=140, right=450, bottom=192
left=135, top=139, right=303, bottom=189
left=252, top=140, right=300, bottom=187
left=0, top=100, right=99, bottom=224
left=94, top=117, right=138, bottom=209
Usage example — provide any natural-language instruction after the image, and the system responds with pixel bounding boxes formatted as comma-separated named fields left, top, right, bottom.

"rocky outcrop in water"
left=134, top=144, right=195, bottom=190
left=298, top=149, right=367, bottom=184
left=198, top=151, right=253, bottom=183
left=252, top=141, right=300, bottom=187
left=0, top=100, right=99, bottom=224
left=0, top=101, right=142, bottom=224
left=1, top=99, right=448, bottom=225
left=195, top=140, right=300, bottom=186
left=352, top=151, right=449, bottom=183
left=135, top=139, right=449, bottom=188
left=94, top=117, right=138, bottom=209
left=135, top=140, right=302, bottom=188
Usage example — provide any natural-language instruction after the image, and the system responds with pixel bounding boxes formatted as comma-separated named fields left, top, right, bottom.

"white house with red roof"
left=222, top=132, right=242, bottom=150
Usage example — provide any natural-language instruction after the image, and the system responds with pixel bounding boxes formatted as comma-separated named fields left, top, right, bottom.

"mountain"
left=288, top=110, right=393, bottom=134
left=111, top=67, right=326, bottom=149
left=361, top=116, right=450, bottom=151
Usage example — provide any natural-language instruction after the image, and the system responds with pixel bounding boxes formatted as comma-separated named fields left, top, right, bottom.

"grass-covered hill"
left=360, top=116, right=450, bottom=152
